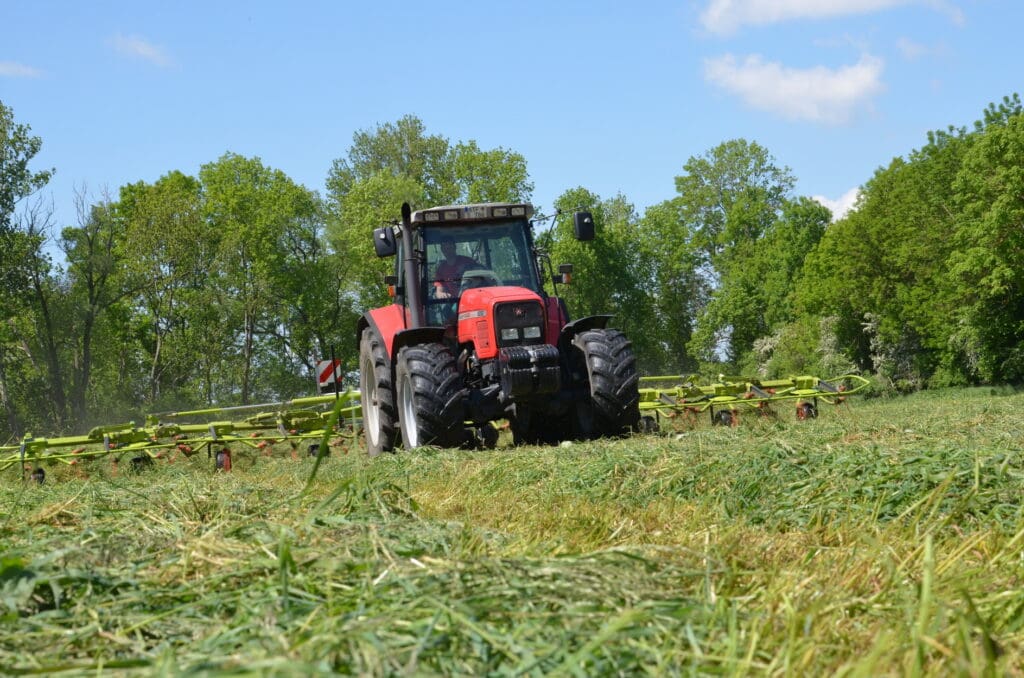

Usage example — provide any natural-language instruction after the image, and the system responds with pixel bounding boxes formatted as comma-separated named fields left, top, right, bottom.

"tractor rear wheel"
left=396, top=343, right=466, bottom=449
left=572, top=329, right=640, bottom=437
left=359, top=328, right=397, bottom=456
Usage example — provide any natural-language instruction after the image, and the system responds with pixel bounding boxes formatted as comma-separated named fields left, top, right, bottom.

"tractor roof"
left=409, top=202, right=534, bottom=225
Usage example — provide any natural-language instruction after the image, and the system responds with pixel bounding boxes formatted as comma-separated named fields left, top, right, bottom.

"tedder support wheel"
left=797, top=401, right=818, bottom=420
left=474, top=423, right=500, bottom=450
left=572, top=328, right=640, bottom=437
left=639, top=415, right=660, bottom=434
left=395, top=342, right=466, bottom=450
left=713, top=409, right=736, bottom=427
left=360, top=327, right=398, bottom=456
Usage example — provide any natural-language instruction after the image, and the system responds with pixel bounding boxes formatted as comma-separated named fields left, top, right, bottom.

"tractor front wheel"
left=396, top=343, right=466, bottom=450
left=572, top=329, right=640, bottom=437
left=359, top=328, right=397, bottom=456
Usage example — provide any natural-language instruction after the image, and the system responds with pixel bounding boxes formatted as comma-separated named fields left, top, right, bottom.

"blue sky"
left=1, top=0, right=1019, bottom=230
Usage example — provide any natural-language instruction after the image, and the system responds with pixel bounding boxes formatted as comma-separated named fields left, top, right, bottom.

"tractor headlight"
left=523, top=326, right=542, bottom=340
left=501, top=328, right=520, bottom=342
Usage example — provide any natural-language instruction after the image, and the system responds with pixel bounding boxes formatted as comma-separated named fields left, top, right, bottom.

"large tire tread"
left=360, top=327, right=398, bottom=456
left=397, top=343, right=466, bottom=449
left=573, top=329, right=641, bottom=436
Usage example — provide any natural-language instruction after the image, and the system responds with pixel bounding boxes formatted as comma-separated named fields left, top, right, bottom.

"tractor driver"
left=433, top=236, right=480, bottom=299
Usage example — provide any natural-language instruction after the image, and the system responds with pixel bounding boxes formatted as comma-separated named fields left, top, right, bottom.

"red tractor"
left=357, top=202, right=639, bottom=453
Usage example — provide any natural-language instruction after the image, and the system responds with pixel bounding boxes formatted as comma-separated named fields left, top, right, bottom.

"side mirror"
left=573, top=211, right=595, bottom=241
left=373, top=227, right=398, bottom=257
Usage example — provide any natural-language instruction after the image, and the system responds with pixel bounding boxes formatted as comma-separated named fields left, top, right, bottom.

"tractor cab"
left=420, top=218, right=542, bottom=326
left=373, top=203, right=555, bottom=330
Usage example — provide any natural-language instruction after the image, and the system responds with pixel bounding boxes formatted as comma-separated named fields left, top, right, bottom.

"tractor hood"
left=456, top=286, right=547, bottom=360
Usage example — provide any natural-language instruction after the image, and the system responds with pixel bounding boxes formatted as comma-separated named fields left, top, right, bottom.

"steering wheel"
left=459, top=269, right=502, bottom=291
left=460, top=269, right=501, bottom=291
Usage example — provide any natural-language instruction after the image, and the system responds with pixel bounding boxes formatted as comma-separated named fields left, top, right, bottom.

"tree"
left=117, top=171, right=212, bottom=407
left=0, top=101, right=54, bottom=438
left=638, top=199, right=705, bottom=372
left=200, top=153, right=323, bottom=404
left=950, top=107, right=1024, bottom=381
left=676, top=140, right=796, bottom=364
left=327, top=116, right=455, bottom=213
left=331, top=171, right=425, bottom=312
left=259, top=188, right=354, bottom=397
left=724, top=198, right=833, bottom=377
left=60, top=192, right=136, bottom=426
left=758, top=198, right=831, bottom=328
left=796, top=123, right=972, bottom=387
left=326, top=115, right=534, bottom=226
left=0, top=100, right=53, bottom=233
left=0, top=199, right=57, bottom=436
left=676, top=139, right=794, bottom=268
left=451, top=141, right=534, bottom=205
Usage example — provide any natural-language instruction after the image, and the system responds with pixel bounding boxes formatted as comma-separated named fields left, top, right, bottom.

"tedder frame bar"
left=638, top=374, right=870, bottom=427
left=1, top=392, right=361, bottom=477
left=2, top=374, right=870, bottom=478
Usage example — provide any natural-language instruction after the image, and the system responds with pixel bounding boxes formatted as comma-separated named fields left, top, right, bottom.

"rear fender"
left=356, top=304, right=408, bottom=359
left=392, top=327, right=447, bottom=357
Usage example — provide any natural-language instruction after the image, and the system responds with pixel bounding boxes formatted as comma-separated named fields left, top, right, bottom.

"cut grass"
left=2, top=386, right=1023, bottom=674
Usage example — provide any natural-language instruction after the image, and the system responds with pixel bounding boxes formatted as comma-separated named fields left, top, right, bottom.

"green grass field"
left=3, top=388, right=1024, bottom=675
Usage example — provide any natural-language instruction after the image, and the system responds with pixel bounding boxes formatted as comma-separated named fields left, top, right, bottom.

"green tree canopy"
left=676, top=138, right=795, bottom=268
left=638, top=198, right=705, bottom=373
left=199, top=153, right=325, bottom=403
left=675, top=139, right=799, bottom=364
left=0, top=101, right=54, bottom=437
left=949, top=100, right=1024, bottom=381
left=0, top=100, right=53, bottom=232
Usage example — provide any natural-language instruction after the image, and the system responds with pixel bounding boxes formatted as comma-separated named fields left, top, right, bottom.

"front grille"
left=495, top=301, right=545, bottom=347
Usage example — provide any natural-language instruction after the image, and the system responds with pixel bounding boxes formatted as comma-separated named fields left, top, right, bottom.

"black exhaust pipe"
left=400, top=202, right=425, bottom=328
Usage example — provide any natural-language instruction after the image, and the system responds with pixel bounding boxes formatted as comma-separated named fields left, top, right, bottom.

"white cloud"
left=703, top=53, right=884, bottom=125
left=109, top=33, right=173, bottom=68
left=813, top=187, right=860, bottom=220
left=0, top=61, right=43, bottom=78
left=700, top=0, right=964, bottom=35
left=896, top=37, right=927, bottom=60
left=896, top=37, right=948, bottom=61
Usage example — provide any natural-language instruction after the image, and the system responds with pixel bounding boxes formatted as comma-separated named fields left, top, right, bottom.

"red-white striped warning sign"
left=317, top=359, right=341, bottom=386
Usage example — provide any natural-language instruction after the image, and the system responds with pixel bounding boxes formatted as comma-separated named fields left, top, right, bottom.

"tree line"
left=2, top=95, right=1023, bottom=439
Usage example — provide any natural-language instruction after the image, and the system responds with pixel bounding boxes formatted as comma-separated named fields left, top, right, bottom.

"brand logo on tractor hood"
left=457, top=309, right=487, bottom=322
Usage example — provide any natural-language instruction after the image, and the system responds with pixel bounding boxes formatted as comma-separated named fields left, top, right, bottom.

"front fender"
left=556, top=315, right=612, bottom=355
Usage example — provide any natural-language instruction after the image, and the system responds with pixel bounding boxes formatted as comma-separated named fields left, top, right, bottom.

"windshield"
left=420, top=220, right=540, bottom=321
